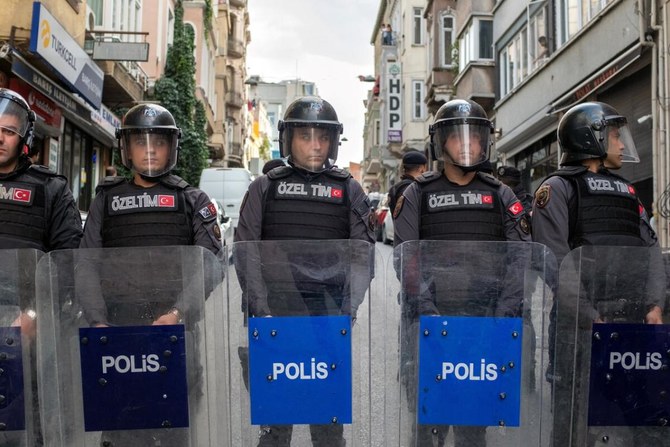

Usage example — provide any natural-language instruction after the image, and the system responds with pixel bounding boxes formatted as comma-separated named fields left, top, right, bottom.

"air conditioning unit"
left=86, top=6, right=95, bottom=31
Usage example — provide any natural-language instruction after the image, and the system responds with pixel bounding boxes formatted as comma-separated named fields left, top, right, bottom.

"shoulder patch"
left=519, top=216, right=531, bottom=234
left=393, top=195, right=405, bottom=219
left=535, top=184, right=551, bottom=208
left=198, top=202, right=217, bottom=220
left=507, top=200, right=524, bottom=216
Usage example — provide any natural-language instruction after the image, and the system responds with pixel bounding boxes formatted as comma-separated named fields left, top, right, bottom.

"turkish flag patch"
left=482, top=194, right=493, bottom=204
left=158, top=195, right=175, bottom=207
left=13, top=188, right=31, bottom=203
left=508, top=201, right=523, bottom=216
left=331, top=188, right=343, bottom=198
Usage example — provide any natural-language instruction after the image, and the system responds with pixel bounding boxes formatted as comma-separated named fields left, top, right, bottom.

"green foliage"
left=259, top=136, right=271, bottom=161
left=152, top=0, right=209, bottom=186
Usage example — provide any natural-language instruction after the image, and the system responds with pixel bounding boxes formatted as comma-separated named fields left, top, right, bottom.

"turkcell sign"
left=249, top=316, right=352, bottom=425
left=386, top=63, right=402, bottom=143
left=589, top=323, right=670, bottom=426
left=418, top=316, right=523, bottom=426
left=30, top=2, right=104, bottom=108
left=0, top=327, right=25, bottom=431
left=79, top=325, right=189, bottom=431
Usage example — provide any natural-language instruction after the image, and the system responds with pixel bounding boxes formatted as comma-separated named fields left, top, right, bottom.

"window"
left=557, top=0, right=612, bottom=45
left=528, top=5, right=549, bottom=71
left=441, top=14, right=455, bottom=67
left=499, top=3, right=551, bottom=99
left=459, top=18, right=493, bottom=70
left=413, top=7, right=423, bottom=45
left=89, top=0, right=104, bottom=26
left=412, top=80, right=425, bottom=120
left=374, top=119, right=381, bottom=146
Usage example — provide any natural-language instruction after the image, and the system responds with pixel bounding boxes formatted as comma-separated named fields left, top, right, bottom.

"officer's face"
left=443, top=128, right=482, bottom=165
left=0, top=114, right=23, bottom=173
left=291, top=127, right=330, bottom=171
left=128, top=133, right=170, bottom=173
left=604, top=126, right=625, bottom=169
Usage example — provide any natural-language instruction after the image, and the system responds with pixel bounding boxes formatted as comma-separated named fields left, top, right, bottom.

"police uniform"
left=534, top=168, right=664, bottom=447
left=0, top=157, right=82, bottom=251
left=532, top=166, right=657, bottom=264
left=234, top=164, right=373, bottom=447
left=81, top=174, right=221, bottom=253
left=393, top=170, right=531, bottom=447
left=80, top=174, right=221, bottom=325
left=394, top=171, right=531, bottom=246
left=387, top=175, right=415, bottom=217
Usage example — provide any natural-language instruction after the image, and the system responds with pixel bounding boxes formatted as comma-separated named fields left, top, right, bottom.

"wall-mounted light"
left=637, top=114, right=652, bottom=124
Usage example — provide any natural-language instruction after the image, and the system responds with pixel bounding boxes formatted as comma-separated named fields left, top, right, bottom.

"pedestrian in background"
left=388, top=150, right=427, bottom=218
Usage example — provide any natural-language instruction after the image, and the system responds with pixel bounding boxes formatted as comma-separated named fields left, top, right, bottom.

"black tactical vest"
left=552, top=168, right=643, bottom=247
left=418, top=172, right=506, bottom=241
left=100, top=177, right=192, bottom=247
left=0, top=167, right=48, bottom=250
left=262, top=167, right=350, bottom=240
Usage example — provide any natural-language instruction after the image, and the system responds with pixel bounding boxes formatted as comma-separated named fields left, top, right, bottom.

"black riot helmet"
left=116, top=104, right=181, bottom=178
left=0, top=88, right=35, bottom=157
left=429, top=99, right=493, bottom=170
left=278, top=96, right=343, bottom=172
left=558, top=101, right=639, bottom=166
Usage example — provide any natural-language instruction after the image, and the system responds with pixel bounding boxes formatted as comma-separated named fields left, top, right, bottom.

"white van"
left=199, top=167, right=253, bottom=230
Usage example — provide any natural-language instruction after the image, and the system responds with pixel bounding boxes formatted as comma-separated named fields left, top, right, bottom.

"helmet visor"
left=282, top=124, right=340, bottom=172
left=0, top=100, right=32, bottom=138
left=119, top=129, right=179, bottom=177
left=433, top=121, right=491, bottom=167
left=603, top=119, right=639, bottom=164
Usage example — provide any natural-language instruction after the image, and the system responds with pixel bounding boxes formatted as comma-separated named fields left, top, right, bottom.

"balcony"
left=225, top=91, right=244, bottom=108
left=454, top=63, right=495, bottom=111
left=227, top=38, right=245, bottom=58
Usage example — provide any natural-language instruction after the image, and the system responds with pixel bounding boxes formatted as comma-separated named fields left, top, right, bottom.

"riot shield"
left=229, top=240, right=382, bottom=446
left=386, top=240, right=555, bottom=446
left=35, top=246, right=225, bottom=446
left=553, top=246, right=669, bottom=447
left=0, top=249, right=43, bottom=446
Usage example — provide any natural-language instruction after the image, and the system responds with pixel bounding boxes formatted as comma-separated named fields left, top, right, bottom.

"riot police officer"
left=532, top=102, right=664, bottom=447
left=0, top=88, right=82, bottom=251
left=532, top=102, right=661, bottom=318
left=393, top=99, right=531, bottom=447
left=235, top=96, right=374, bottom=447
left=80, top=103, right=222, bottom=323
left=0, top=87, right=81, bottom=447
left=388, top=150, right=427, bottom=217
left=79, top=103, right=222, bottom=447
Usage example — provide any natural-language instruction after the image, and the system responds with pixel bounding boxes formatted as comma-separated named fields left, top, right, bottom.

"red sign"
left=9, top=78, right=61, bottom=126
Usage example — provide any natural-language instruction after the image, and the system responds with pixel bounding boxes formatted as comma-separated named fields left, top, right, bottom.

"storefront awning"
left=549, top=44, right=642, bottom=114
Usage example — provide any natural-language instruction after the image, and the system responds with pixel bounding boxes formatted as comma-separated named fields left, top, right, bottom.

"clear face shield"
left=0, top=100, right=31, bottom=140
left=432, top=120, right=492, bottom=168
left=602, top=117, right=639, bottom=165
left=119, top=129, right=179, bottom=178
left=283, top=124, right=340, bottom=172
